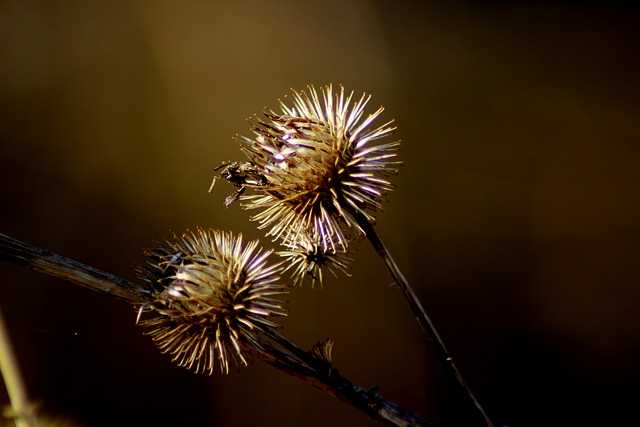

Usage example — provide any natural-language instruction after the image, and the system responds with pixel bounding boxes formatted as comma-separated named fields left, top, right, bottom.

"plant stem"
left=0, top=232, right=438, bottom=427
left=352, top=212, right=494, bottom=427
left=249, top=336, right=438, bottom=427
left=0, top=303, right=34, bottom=427
left=0, top=233, right=151, bottom=304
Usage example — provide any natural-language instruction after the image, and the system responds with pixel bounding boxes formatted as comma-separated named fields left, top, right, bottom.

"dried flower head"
left=277, top=232, right=352, bottom=288
left=227, top=84, right=401, bottom=251
left=135, top=228, right=287, bottom=374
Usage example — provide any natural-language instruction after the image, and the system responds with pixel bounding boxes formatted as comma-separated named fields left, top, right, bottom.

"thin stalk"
left=352, top=212, right=494, bottom=427
left=0, top=232, right=437, bottom=427
left=0, top=303, right=35, bottom=427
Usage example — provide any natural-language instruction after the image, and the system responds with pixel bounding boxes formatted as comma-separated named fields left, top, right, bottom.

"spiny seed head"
left=230, top=84, right=401, bottom=251
left=277, top=232, right=352, bottom=288
left=135, top=228, right=287, bottom=375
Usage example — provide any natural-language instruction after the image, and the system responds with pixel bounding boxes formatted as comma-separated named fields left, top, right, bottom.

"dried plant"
left=276, top=231, right=352, bottom=287
left=217, top=84, right=494, bottom=426
left=0, top=84, right=497, bottom=427
left=0, top=232, right=436, bottom=427
left=228, top=84, right=400, bottom=252
left=135, top=228, right=287, bottom=374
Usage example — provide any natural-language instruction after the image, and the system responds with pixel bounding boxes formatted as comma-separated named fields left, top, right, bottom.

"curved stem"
left=353, top=212, right=494, bottom=427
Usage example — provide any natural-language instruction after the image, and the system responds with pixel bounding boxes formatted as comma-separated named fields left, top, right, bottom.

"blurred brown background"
left=1, top=1, right=639, bottom=426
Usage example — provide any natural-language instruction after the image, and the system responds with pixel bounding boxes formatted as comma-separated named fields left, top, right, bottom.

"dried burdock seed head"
left=228, top=84, right=401, bottom=251
left=135, top=228, right=287, bottom=375
left=277, top=232, right=352, bottom=288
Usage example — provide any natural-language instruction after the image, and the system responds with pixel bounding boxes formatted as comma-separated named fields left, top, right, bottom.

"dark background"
left=1, top=1, right=639, bottom=426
